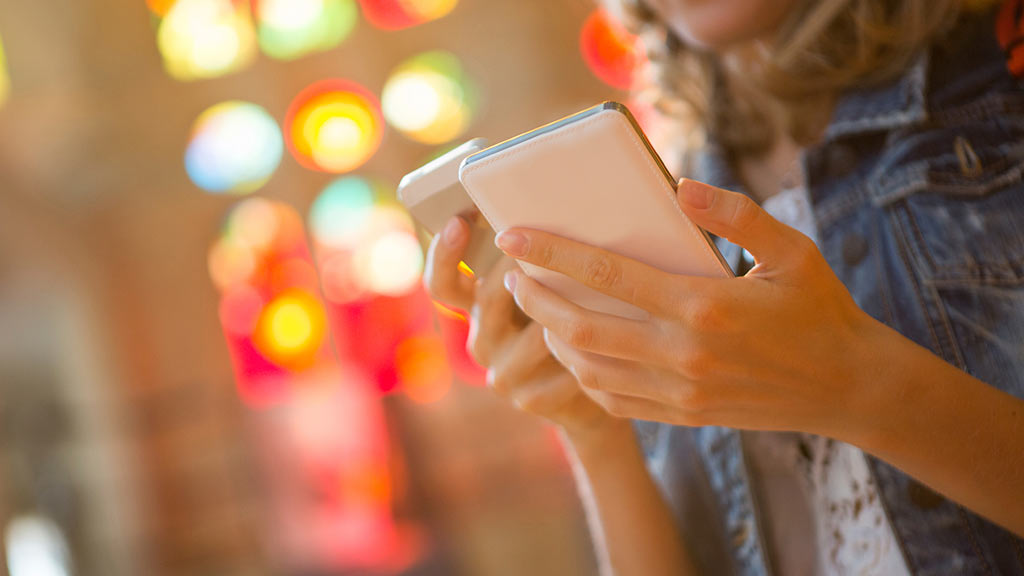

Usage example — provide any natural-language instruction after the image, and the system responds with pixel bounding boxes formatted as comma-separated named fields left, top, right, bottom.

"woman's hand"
left=494, top=179, right=889, bottom=442
left=423, top=215, right=616, bottom=435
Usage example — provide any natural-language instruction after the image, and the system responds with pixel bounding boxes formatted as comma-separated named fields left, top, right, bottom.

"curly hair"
left=604, top=0, right=996, bottom=155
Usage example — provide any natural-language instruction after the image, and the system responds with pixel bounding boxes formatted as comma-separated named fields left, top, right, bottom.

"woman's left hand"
left=494, top=179, right=891, bottom=441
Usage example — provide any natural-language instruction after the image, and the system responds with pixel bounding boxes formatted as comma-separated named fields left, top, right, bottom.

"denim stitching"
left=934, top=91, right=1024, bottom=125
left=902, top=203, right=969, bottom=368
left=868, top=150, right=1024, bottom=207
left=958, top=506, right=995, bottom=576
left=891, top=202, right=947, bottom=367
left=896, top=203, right=996, bottom=572
left=824, top=52, right=929, bottom=141
left=872, top=211, right=897, bottom=327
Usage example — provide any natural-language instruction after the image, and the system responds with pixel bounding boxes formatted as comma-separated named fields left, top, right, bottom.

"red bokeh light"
left=579, top=8, right=647, bottom=90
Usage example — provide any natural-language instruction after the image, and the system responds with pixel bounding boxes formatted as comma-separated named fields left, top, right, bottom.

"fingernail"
left=679, top=180, right=712, bottom=209
left=503, top=270, right=517, bottom=292
left=495, top=230, right=528, bottom=257
left=443, top=217, right=464, bottom=245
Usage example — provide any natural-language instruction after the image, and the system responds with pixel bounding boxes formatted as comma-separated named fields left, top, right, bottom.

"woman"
left=424, top=0, right=1024, bottom=574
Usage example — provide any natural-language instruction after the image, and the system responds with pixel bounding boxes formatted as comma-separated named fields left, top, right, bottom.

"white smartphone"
left=458, top=102, right=732, bottom=320
left=398, top=138, right=504, bottom=277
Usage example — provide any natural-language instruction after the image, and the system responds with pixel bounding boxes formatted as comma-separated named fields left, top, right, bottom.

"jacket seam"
left=867, top=458, right=918, bottom=576
left=894, top=203, right=993, bottom=573
left=903, top=207, right=968, bottom=369
left=1014, top=534, right=1024, bottom=569
left=868, top=147, right=1024, bottom=207
left=871, top=213, right=897, bottom=327
left=958, top=506, right=995, bottom=576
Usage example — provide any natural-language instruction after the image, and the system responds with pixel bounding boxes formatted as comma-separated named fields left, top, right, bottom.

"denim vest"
left=635, top=7, right=1024, bottom=575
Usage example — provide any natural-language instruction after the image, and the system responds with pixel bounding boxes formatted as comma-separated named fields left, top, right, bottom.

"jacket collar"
left=822, top=50, right=930, bottom=142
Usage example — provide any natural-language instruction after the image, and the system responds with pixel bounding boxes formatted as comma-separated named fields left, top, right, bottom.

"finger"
left=510, top=372, right=580, bottom=415
left=423, top=216, right=476, bottom=311
left=493, top=227, right=677, bottom=315
left=507, top=270, right=663, bottom=364
left=676, top=179, right=804, bottom=265
left=544, top=331, right=685, bottom=406
left=584, top=389, right=702, bottom=426
left=467, top=258, right=521, bottom=366
left=484, top=322, right=552, bottom=395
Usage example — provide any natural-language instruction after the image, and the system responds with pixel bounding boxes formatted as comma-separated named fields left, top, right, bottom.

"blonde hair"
left=606, top=0, right=996, bottom=155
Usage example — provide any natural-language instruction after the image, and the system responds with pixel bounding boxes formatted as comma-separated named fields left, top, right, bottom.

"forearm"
left=560, top=420, right=697, bottom=576
left=849, top=322, right=1024, bottom=537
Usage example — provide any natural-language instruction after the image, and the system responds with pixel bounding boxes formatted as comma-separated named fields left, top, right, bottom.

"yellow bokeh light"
left=255, top=290, right=327, bottom=369
left=399, top=0, right=458, bottom=20
left=286, top=81, right=383, bottom=173
left=271, top=302, right=312, bottom=350
left=157, top=0, right=257, bottom=81
left=0, top=34, right=9, bottom=107
left=382, top=51, right=475, bottom=145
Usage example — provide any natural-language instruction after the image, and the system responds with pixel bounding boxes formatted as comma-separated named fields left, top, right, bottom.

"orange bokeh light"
left=395, top=334, right=452, bottom=404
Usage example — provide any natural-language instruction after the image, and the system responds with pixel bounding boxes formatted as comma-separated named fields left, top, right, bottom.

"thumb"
left=676, top=178, right=794, bottom=263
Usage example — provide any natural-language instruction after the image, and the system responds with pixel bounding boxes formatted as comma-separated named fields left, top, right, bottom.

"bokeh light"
left=254, top=290, right=327, bottom=370
left=145, top=0, right=177, bottom=17
left=357, top=0, right=458, bottom=30
left=208, top=234, right=258, bottom=292
left=254, top=0, right=358, bottom=60
left=356, top=230, right=423, bottom=297
left=382, top=51, right=476, bottom=145
left=309, top=177, right=424, bottom=302
left=208, top=198, right=333, bottom=405
left=225, top=195, right=280, bottom=249
left=309, top=176, right=376, bottom=250
left=0, top=34, right=9, bottom=108
left=286, top=79, right=384, bottom=173
left=5, top=515, right=71, bottom=576
left=579, top=8, right=647, bottom=90
left=186, top=101, right=284, bottom=194
left=219, top=284, right=264, bottom=336
left=395, top=335, right=451, bottom=404
left=156, top=0, right=258, bottom=81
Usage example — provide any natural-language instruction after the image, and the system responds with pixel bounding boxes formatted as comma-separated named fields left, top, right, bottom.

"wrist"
left=833, top=313, right=917, bottom=452
left=560, top=417, right=639, bottom=469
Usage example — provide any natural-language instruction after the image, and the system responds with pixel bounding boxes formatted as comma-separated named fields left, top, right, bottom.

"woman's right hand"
left=424, top=215, right=615, bottom=434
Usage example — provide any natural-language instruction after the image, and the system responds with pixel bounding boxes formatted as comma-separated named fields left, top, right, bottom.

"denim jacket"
left=635, top=7, right=1024, bottom=575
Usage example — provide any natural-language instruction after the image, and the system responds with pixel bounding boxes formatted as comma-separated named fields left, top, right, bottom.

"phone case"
left=459, top=102, right=732, bottom=320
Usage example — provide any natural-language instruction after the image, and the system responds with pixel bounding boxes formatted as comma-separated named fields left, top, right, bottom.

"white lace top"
left=742, top=186, right=912, bottom=576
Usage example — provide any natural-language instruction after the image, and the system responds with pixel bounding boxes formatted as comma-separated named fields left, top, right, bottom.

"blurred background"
left=0, top=0, right=669, bottom=574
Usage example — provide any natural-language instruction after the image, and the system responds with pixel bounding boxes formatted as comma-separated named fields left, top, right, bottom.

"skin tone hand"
left=423, top=215, right=612, bottom=435
left=424, top=215, right=699, bottom=575
left=495, top=178, right=881, bottom=440
left=494, top=178, right=1024, bottom=537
